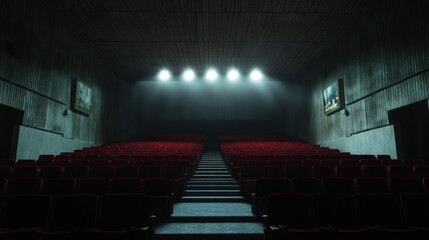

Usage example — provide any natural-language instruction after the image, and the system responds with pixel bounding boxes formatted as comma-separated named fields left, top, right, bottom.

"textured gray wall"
left=306, top=0, right=429, bottom=156
left=0, top=0, right=134, bottom=159
left=133, top=79, right=308, bottom=138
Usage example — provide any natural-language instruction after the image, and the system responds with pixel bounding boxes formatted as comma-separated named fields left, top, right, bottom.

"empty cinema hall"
left=1, top=0, right=429, bottom=240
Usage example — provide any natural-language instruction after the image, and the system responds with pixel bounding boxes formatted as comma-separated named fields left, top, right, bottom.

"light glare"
left=227, top=69, right=240, bottom=82
left=205, top=69, right=219, bottom=82
left=183, top=69, right=196, bottom=82
left=158, top=69, right=171, bottom=81
left=250, top=69, right=263, bottom=82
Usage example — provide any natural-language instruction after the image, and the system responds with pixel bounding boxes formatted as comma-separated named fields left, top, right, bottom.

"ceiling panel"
left=36, top=0, right=376, bottom=81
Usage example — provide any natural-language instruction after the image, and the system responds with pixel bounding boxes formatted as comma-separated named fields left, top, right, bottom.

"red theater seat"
left=265, top=193, right=320, bottom=240
left=354, top=178, right=390, bottom=193
left=389, top=178, right=425, bottom=194
left=37, top=194, right=98, bottom=239
left=354, top=193, right=415, bottom=235
left=78, top=178, right=111, bottom=196
left=290, top=178, right=322, bottom=194
left=39, top=166, right=63, bottom=179
left=41, top=178, right=76, bottom=196
left=252, top=178, right=290, bottom=217
left=90, top=193, right=155, bottom=240
left=6, top=178, right=42, bottom=194
left=0, top=194, right=51, bottom=238
left=322, top=178, right=355, bottom=194
left=313, top=193, right=368, bottom=238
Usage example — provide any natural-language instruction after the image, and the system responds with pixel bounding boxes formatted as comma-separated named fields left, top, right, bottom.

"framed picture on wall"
left=71, top=79, right=92, bottom=115
left=323, top=79, right=344, bottom=115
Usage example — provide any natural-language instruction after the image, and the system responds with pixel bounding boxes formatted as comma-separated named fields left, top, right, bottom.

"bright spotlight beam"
left=227, top=69, right=240, bottom=82
left=158, top=69, right=171, bottom=81
left=183, top=69, right=196, bottom=82
left=205, top=69, right=219, bottom=82
left=250, top=69, right=263, bottom=82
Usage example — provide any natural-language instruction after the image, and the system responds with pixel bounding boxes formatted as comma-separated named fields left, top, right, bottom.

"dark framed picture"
left=323, top=79, right=344, bottom=115
left=71, top=79, right=92, bottom=115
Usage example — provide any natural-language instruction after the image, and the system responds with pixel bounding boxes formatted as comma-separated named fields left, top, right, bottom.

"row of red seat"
left=229, top=159, right=422, bottom=173
left=225, top=154, right=391, bottom=162
left=237, top=165, right=429, bottom=179
left=0, top=166, right=190, bottom=179
left=263, top=192, right=429, bottom=240
left=5, top=158, right=196, bottom=169
left=0, top=193, right=156, bottom=240
left=0, top=177, right=175, bottom=197
left=250, top=177, right=429, bottom=201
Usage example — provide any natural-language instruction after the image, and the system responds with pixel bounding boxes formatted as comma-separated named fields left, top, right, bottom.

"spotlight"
left=227, top=69, right=240, bottom=82
left=183, top=69, right=195, bottom=82
left=205, top=69, right=218, bottom=82
left=158, top=69, right=171, bottom=81
left=249, top=69, right=263, bottom=82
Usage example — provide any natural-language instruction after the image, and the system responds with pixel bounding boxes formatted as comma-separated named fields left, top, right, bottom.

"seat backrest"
left=389, top=178, right=425, bottom=194
left=264, top=167, right=284, bottom=178
left=7, top=178, right=42, bottom=194
left=143, top=178, right=171, bottom=196
left=115, top=166, right=139, bottom=178
left=291, top=178, right=321, bottom=194
left=313, top=193, right=359, bottom=228
left=284, top=166, right=310, bottom=179
left=0, top=194, right=51, bottom=228
left=0, top=166, right=13, bottom=178
left=16, top=159, right=36, bottom=166
left=48, top=194, right=98, bottom=230
left=388, top=166, right=414, bottom=178
left=312, top=166, right=334, bottom=178
left=12, top=166, right=39, bottom=178
left=414, top=165, right=429, bottom=178
left=78, top=178, right=111, bottom=195
left=41, top=178, right=76, bottom=195
left=63, top=166, right=88, bottom=178
left=164, top=166, right=185, bottom=179
left=98, top=193, right=153, bottom=230
left=322, top=178, right=355, bottom=194
left=139, top=166, right=162, bottom=178
left=335, top=166, right=362, bottom=178
left=361, top=166, right=387, bottom=178
left=354, top=193, right=408, bottom=228
left=255, top=178, right=290, bottom=197
left=400, top=193, right=429, bottom=227
left=39, top=166, right=63, bottom=179
left=267, top=193, right=315, bottom=228
left=112, top=178, right=142, bottom=193
left=354, top=177, right=389, bottom=193
left=87, top=166, right=115, bottom=179
left=240, top=167, right=265, bottom=179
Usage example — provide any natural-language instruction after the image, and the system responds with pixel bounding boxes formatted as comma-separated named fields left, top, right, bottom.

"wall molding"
left=0, top=76, right=66, bottom=105
left=21, top=124, right=63, bottom=137
left=346, top=67, right=429, bottom=106
left=349, top=124, right=391, bottom=137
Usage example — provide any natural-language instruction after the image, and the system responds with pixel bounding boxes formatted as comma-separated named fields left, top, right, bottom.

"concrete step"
left=184, top=190, right=241, bottom=196
left=186, top=185, right=239, bottom=190
left=180, top=196, right=244, bottom=202
left=167, top=216, right=258, bottom=222
left=187, top=180, right=238, bottom=185
left=155, top=222, right=263, bottom=240
left=198, top=162, right=225, bottom=164
left=194, top=171, right=229, bottom=174
left=195, top=168, right=228, bottom=171
left=197, top=165, right=226, bottom=168
left=192, top=174, right=232, bottom=178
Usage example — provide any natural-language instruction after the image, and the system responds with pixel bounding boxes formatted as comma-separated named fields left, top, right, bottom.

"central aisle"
left=155, top=148, right=263, bottom=240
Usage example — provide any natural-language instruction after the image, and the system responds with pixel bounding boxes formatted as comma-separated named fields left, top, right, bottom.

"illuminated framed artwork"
left=323, top=79, right=344, bottom=115
left=71, top=80, right=92, bottom=115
